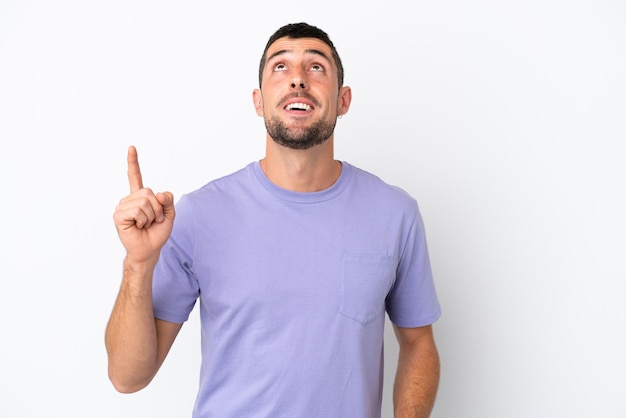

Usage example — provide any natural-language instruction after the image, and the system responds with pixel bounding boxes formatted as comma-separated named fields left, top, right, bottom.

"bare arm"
left=105, top=262, right=182, bottom=393
left=105, top=146, right=179, bottom=393
left=392, top=324, right=440, bottom=418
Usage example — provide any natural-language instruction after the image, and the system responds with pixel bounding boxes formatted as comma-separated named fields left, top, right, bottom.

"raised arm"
left=105, top=146, right=180, bottom=393
left=392, top=324, right=440, bottom=418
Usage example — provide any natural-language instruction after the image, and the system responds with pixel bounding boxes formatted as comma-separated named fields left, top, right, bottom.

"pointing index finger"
left=127, top=145, right=144, bottom=192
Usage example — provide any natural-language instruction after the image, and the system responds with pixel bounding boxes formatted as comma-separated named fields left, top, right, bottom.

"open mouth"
left=285, top=102, right=312, bottom=112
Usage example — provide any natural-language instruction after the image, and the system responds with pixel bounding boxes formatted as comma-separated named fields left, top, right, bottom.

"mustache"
left=277, top=92, right=320, bottom=108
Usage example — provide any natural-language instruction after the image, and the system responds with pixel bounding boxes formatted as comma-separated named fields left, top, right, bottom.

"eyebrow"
left=266, top=48, right=331, bottom=64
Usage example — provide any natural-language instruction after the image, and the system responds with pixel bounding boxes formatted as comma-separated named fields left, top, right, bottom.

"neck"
left=260, top=136, right=341, bottom=192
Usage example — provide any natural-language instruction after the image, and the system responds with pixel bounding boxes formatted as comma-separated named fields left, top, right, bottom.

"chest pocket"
left=340, top=253, right=394, bottom=325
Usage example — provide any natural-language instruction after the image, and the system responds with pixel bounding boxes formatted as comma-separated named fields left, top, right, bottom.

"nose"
left=290, top=80, right=307, bottom=89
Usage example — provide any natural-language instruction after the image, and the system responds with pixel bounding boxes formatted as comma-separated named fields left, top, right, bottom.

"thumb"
left=156, top=191, right=176, bottom=221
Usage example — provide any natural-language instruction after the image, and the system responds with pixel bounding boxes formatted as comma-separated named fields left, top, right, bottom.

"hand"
left=113, top=146, right=175, bottom=266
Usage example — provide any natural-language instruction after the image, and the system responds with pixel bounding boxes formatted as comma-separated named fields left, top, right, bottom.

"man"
left=106, top=22, right=441, bottom=418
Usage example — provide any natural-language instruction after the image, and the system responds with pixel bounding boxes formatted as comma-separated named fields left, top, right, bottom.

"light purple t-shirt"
left=153, top=161, right=441, bottom=417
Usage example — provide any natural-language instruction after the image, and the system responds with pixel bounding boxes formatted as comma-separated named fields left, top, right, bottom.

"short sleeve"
left=152, top=194, right=200, bottom=323
left=386, top=204, right=441, bottom=328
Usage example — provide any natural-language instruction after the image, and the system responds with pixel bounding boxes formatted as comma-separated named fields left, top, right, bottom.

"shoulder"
left=344, top=163, right=419, bottom=212
left=181, top=162, right=256, bottom=203
left=169, top=163, right=259, bottom=224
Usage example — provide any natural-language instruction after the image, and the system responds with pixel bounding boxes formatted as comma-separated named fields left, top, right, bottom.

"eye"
left=310, top=63, right=325, bottom=72
left=273, top=63, right=287, bottom=71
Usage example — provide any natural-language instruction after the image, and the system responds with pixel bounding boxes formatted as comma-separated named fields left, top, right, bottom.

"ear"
left=253, top=89, right=263, bottom=116
left=337, top=86, right=352, bottom=117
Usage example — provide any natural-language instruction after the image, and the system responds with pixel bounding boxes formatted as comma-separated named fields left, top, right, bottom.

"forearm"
left=105, top=258, right=159, bottom=393
left=393, top=337, right=440, bottom=418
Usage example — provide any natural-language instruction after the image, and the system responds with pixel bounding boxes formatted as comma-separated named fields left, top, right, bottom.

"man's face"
left=254, top=37, right=346, bottom=150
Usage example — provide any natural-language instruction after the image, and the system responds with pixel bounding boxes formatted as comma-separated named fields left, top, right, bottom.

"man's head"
left=258, top=22, right=344, bottom=89
left=254, top=23, right=351, bottom=150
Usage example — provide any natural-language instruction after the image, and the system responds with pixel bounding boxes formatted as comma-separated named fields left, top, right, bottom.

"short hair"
left=258, top=22, right=344, bottom=89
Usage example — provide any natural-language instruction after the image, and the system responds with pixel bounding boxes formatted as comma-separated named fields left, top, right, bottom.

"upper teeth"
left=286, top=103, right=311, bottom=111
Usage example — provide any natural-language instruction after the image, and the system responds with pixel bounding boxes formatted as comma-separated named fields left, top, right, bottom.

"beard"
left=265, top=115, right=336, bottom=150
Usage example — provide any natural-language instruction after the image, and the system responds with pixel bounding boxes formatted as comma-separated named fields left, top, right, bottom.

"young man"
left=106, top=22, right=441, bottom=418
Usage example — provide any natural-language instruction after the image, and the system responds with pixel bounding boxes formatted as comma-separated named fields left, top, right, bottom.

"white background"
left=1, top=1, right=625, bottom=417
